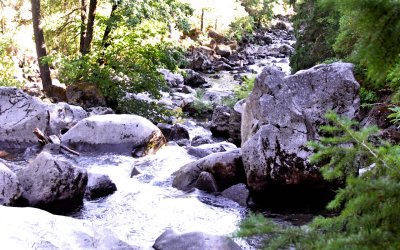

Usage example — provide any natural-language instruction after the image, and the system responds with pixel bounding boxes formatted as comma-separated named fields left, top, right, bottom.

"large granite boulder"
left=241, top=63, right=360, bottom=192
left=0, top=162, right=22, bottom=206
left=61, top=114, right=166, bottom=156
left=0, top=87, right=87, bottom=148
left=17, top=152, right=88, bottom=213
left=172, top=149, right=245, bottom=192
left=153, top=229, right=242, bottom=250
left=0, top=206, right=136, bottom=249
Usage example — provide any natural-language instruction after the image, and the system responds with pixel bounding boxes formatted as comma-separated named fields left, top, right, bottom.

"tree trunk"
left=79, top=0, right=87, bottom=54
left=200, top=8, right=204, bottom=32
left=82, top=0, right=97, bottom=55
left=101, top=2, right=118, bottom=50
left=31, top=0, right=52, bottom=90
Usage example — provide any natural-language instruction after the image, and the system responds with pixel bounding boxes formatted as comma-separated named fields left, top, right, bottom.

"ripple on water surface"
left=71, top=146, right=249, bottom=248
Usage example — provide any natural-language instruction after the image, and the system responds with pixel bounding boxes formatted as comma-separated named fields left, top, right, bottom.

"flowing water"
left=69, top=146, right=250, bottom=249
left=68, top=30, right=297, bottom=249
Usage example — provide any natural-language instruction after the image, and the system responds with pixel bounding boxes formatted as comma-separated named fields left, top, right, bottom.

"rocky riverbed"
left=0, top=15, right=370, bottom=250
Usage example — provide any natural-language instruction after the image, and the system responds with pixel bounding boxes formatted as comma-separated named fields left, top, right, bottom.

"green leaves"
left=388, top=106, right=400, bottom=125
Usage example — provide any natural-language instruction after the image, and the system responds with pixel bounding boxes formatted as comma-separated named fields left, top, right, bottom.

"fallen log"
left=33, top=128, right=80, bottom=156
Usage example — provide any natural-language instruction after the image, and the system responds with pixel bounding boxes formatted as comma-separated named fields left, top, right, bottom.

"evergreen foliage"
left=237, top=112, right=400, bottom=249
left=290, top=0, right=340, bottom=73
left=326, top=0, right=400, bottom=86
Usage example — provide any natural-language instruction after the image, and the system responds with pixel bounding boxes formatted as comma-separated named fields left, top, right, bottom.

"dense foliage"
left=289, top=0, right=339, bottom=72
left=290, top=0, right=400, bottom=103
left=0, top=36, right=22, bottom=87
left=237, top=111, right=400, bottom=249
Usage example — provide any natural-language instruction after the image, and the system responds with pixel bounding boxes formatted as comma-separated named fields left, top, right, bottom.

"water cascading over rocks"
left=240, top=62, right=360, bottom=206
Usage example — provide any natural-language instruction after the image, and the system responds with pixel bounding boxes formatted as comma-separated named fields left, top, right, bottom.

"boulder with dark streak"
left=241, top=63, right=360, bottom=192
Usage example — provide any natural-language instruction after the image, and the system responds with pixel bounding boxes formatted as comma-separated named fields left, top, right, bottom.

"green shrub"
left=0, top=36, right=22, bottom=87
left=228, top=16, right=255, bottom=41
left=191, top=89, right=213, bottom=117
left=234, top=75, right=255, bottom=100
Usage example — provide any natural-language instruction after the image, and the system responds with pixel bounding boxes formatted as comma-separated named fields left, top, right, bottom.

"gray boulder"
left=87, top=107, right=115, bottom=116
left=183, top=69, right=208, bottom=88
left=0, top=206, right=136, bottom=249
left=0, top=87, right=87, bottom=149
left=153, top=229, right=242, bottom=250
left=159, top=69, right=184, bottom=88
left=173, top=149, right=245, bottom=192
left=221, top=183, right=250, bottom=207
left=187, top=141, right=237, bottom=158
left=210, top=105, right=231, bottom=138
left=228, top=100, right=244, bottom=146
left=215, top=44, right=232, bottom=58
left=0, top=162, right=22, bottom=206
left=17, top=152, right=88, bottom=213
left=157, top=123, right=190, bottom=142
left=241, top=63, right=360, bottom=191
left=194, top=171, right=219, bottom=193
left=61, top=114, right=166, bottom=156
left=85, top=172, right=117, bottom=200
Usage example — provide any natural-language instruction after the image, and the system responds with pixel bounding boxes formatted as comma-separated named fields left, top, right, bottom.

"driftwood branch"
left=33, top=128, right=80, bottom=156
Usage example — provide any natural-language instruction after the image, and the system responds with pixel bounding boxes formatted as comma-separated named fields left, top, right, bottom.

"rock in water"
left=85, top=172, right=117, bottom=200
left=17, top=151, right=88, bottom=214
left=221, top=183, right=250, bottom=207
left=173, top=149, right=245, bottom=192
left=241, top=63, right=360, bottom=192
left=0, top=87, right=87, bottom=149
left=0, top=162, right=22, bottom=206
left=61, top=114, right=166, bottom=156
left=153, top=229, right=242, bottom=250
left=0, top=206, right=136, bottom=249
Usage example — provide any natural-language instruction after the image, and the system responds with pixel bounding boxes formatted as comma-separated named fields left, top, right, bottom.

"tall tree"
left=82, top=0, right=97, bottom=55
left=79, top=0, right=87, bottom=54
left=31, top=0, right=52, bottom=90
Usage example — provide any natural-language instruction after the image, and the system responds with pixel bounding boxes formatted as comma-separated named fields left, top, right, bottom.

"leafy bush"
left=191, top=89, right=213, bottom=117
left=237, top=111, right=400, bottom=249
left=388, top=106, right=400, bottom=126
left=0, top=36, right=22, bottom=87
left=240, top=0, right=278, bottom=28
left=234, top=75, right=255, bottom=100
left=359, top=87, right=378, bottom=107
left=228, top=16, right=255, bottom=41
left=59, top=41, right=186, bottom=112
